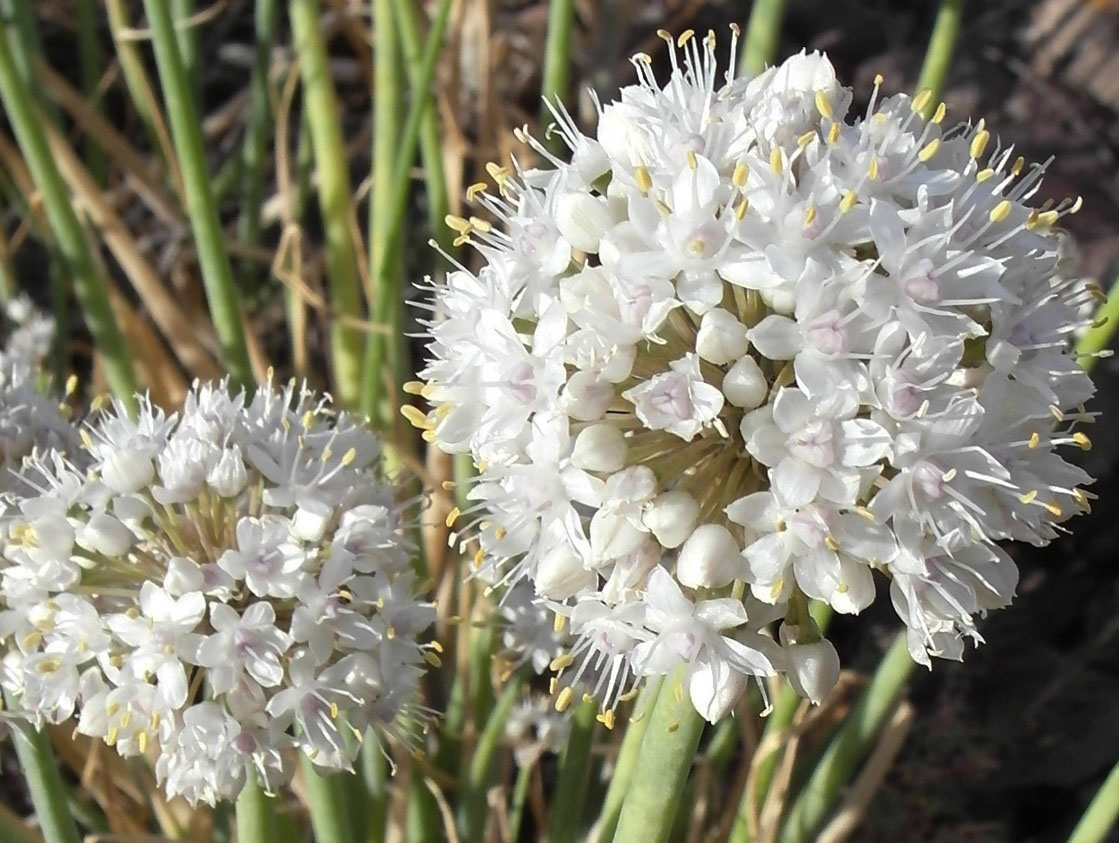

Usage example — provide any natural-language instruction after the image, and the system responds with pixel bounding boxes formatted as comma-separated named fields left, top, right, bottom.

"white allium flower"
left=0, top=378, right=434, bottom=804
left=504, top=694, right=574, bottom=765
left=0, top=298, right=80, bottom=493
left=418, top=32, right=1096, bottom=720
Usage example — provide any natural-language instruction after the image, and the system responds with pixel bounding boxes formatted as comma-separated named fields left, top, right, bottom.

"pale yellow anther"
left=855, top=506, right=876, bottom=522
left=550, top=653, right=574, bottom=671
left=403, top=380, right=426, bottom=395
left=444, top=214, right=471, bottom=234
left=1011, top=156, right=1025, bottom=176
left=868, top=155, right=879, bottom=181
left=341, top=447, right=356, bottom=467
left=107, top=727, right=118, bottom=747
left=445, top=506, right=460, bottom=528
left=1073, top=432, right=1092, bottom=451
left=1044, top=501, right=1063, bottom=517
left=472, top=548, right=484, bottom=568
left=582, top=693, right=595, bottom=705
left=667, top=722, right=681, bottom=734
left=815, top=89, right=833, bottom=120
left=840, top=191, right=858, bottom=214
left=673, top=681, right=685, bottom=703
left=797, top=130, right=816, bottom=147
left=827, top=121, right=841, bottom=145
left=874, top=73, right=884, bottom=86
left=770, top=579, right=785, bottom=601
left=79, top=429, right=93, bottom=450
left=555, top=687, right=574, bottom=712
left=804, top=206, right=817, bottom=227
left=1025, top=209, right=1040, bottom=229
left=824, top=535, right=840, bottom=552
left=677, top=29, right=695, bottom=47
left=1036, top=210, right=1060, bottom=227
left=775, top=518, right=787, bottom=532
left=386, top=626, right=396, bottom=640
left=598, top=710, right=616, bottom=730
left=64, top=374, right=78, bottom=396
left=466, top=182, right=488, bottom=201
left=421, top=429, right=436, bottom=443
left=918, top=138, right=940, bottom=162
left=911, top=89, right=933, bottom=114
left=1019, top=489, right=1038, bottom=504
left=469, top=216, right=493, bottom=234
left=441, top=480, right=456, bottom=491
left=989, top=200, right=1012, bottom=224
left=656, top=28, right=672, bottom=42
left=969, top=130, right=990, bottom=160
left=686, top=149, right=698, bottom=171
left=1049, top=405, right=1065, bottom=422
left=1028, top=432, right=1041, bottom=449
left=942, top=468, right=958, bottom=482
left=931, top=102, right=947, bottom=124
left=770, top=147, right=783, bottom=175
left=732, top=162, right=749, bottom=188
left=634, top=165, right=652, bottom=194
left=1070, top=195, right=1083, bottom=214
left=424, top=652, right=443, bottom=668
left=400, top=405, right=431, bottom=430
left=554, top=612, right=567, bottom=633
left=736, top=198, right=749, bottom=220
left=495, top=525, right=507, bottom=540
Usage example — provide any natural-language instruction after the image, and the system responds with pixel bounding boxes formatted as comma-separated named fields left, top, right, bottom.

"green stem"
left=142, top=0, right=254, bottom=389
left=594, top=677, right=663, bottom=843
left=541, top=0, right=575, bottom=108
left=361, top=737, right=389, bottom=843
left=739, top=0, right=788, bottom=78
left=1076, top=278, right=1119, bottom=373
left=777, top=633, right=914, bottom=843
left=457, top=675, right=523, bottom=841
left=9, top=721, right=81, bottom=843
left=235, top=777, right=278, bottom=843
left=0, top=17, right=138, bottom=406
left=359, top=0, right=453, bottom=416
left=74, top=0, right=108, bottom=186
left=299, top=759, right=354, bottom=843
left=611, top=670, right=705, bottom=843
left=1068, top=758, right=1119, bottom=843
left=289, top=0, right=366, bottom=407
left=170, top=0, right=200, bottom=105
left=238, top=0, right=280, bottom=283
left=914, top=0, right=965, bottom=115
left=508, top=760, right=533, bottom=843
left=548, top=698, right=599, bottom=843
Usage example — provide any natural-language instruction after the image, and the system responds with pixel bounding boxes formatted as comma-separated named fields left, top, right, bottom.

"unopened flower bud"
left=780, top=624, right=840, bottom=705
left=571, top=424, right=627, bottom=473
left=555, top=192, right=616, bottom=253
left=696, top=309, right=749, bottom=364
left=535, top=544, right=596, bottom=599
left=722, top=356, right=767, bottom=408
left=642, top=490, right=699, bottom=548
left=676, top=524, right=742, bottom=588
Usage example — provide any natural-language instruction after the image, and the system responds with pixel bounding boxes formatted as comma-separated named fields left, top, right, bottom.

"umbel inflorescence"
left=417, top=31, right=1096, bottom=722
left=0, top=379, right=434, bottom=805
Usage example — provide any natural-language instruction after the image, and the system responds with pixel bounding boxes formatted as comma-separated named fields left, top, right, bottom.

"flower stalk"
left=235, top=777, right=278, bottom=843
left=548, top=698, right=599, bottom=843
left=8, top=719, right=81, bottom=843
left=1067, top=758, right=1119, bottom=843
left=915, top=0, right=966, bottom=117
left=611, top=669, right=705, bottom=843
left=739, top=0, right=788, bottom=77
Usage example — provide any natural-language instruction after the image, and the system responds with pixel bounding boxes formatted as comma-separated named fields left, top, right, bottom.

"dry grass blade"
left=816, top=701, right=915, bottom=843
left=108, top=283, right=188, bottom=405
left=51, top=727, right=150, bottom=838
left=34, top=59, right=182, bottom=226
left=42, top=119, right=223, bottom=380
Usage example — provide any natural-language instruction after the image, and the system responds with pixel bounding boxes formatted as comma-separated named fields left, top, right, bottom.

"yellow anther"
left=469, top=216, right=493, bottom=234
left=341, top=447, right=356, bottom=466
left=827, top=121, right=841, bottom=145
left=79, top=429, right=92, bottom=450
left=656, top=28, right=672, bottom=41
left=770, top=579, right=785, bottom=601
left=931, top=102, right=947, bottom=124
left=673, top=681, right=684, bottom=703
left=874, top=73, right=884, bottom=86
left=1036, top=210, right=1060, bottom=227
left=1073, top=432, right=1092, bottom=451
left=550, top=653, right=575, bottom=671
left=1019, top=489, right=1038, bottom=504
left=466, top=182, right=488, bottom=201
left=107, top=727, right=119, bottom=747
left=1044, top=501, right=1063, bottom=517
left=911, top=88, right=933, bottom=114
left=970, top=130, right=990, bottom=160
left=774, top=518, right=787, bottom=532
left=421, top=429, right=436, bottom=443
left=855, top=506, right=876, bottom=522
left=120, top=709, right=132, bottom=729
left=472, top=547, right=484, bottom=568
left=1028, top=432, right=1041, bottom=449
left=582, top=693, right=595, bottom=705
left=441, top=480, right=456, bottom=491
left=400, top=404, right=431, bottom=430
left=917, top=138, right=940, bottom=162
left=815, top=89, right=833, bottom=119
left=445, top=506, right=460, bottom=528
left=840, top=191, right=858, bottom=213
left=667, top=721, right=681, bottom=733
left=424, top=652, right=443, bottom=668
left=431, top=641, right=444, bottom=653
left=598, top=710, right=616, bottom=729
left=137, top=731, right=148, bottom=754
left=770, top=147, right=783, bottom=174
left=732, top=162, right=749, bottom=188
left=736, top=198, right=749, bottom=220
left=686, top=149, right=698, bottom=171
left=64, top=374, right=77, bottom=396
left=1011, top=156, right=1025, bottom=175
left=677, top=29, right=695, bottom=47
left=989, top=200, right=1012, bottom=224
left=555, top=687, right=574, bottom=712
left=868, top=155, right=879, bottom=181
left=824, top=535, right=840, bottom=552
left=804, top=206, right=817, bottom=227
left=494, top=525, right=507, bottom=540
left=797, top=130, right=816, bottom=147
left=386, top=626, right=396, bottom=640
left=403, top=380, right=426, bottom=395
left=836, top=581, right=850, bottom=594
left=553, top=612, right=567, bottom=633
left=942, top=468, right=957, bottom=482
left=444, top=214, right=471, bottom=234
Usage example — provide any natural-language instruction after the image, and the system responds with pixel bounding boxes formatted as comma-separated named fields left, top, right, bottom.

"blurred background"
left=1, top=1, right=1117, bottom=841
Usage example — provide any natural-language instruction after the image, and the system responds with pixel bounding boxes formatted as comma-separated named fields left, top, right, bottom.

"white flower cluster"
left=0, top=378, right=434, bottom=805
left=418, top=31, right=1096, bottom=723
left=0, top=297, right=80, bottom=494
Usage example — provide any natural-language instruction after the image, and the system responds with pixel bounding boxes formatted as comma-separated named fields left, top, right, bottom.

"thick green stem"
left=541, top=0, right=575, bottom=109
left=777, top=633, right=914, bottom=843
left=289, top=0, right=366, bottom=407
left=10, top=721, right=81, bottom=843
left=171, top=0, right=200, bottom=104
left=235, top=777, right=278, bottom=843
left=611, top=669, right=705, bottom=843
left=457, top=675, right=523, bottom=841
left=548, top=698, right=599, bottom=843
left=594, top=677, right=663, bottom=843
left=361, top=737, right=389, bottom=843
left=142, top=0, right=254, bottom=389
left=1076, top=278, right=1119, bottom=374
left=739, top=0, right=788, bottom=78
left=1068, top=758, right=1119, bottom=843
left=0, top=18, right=138, bottom=406
left=914, top=0, right=965, bottom=115
left=74, top=0, right=108, bottom=186
left=299, top=759, right=354, bottom=843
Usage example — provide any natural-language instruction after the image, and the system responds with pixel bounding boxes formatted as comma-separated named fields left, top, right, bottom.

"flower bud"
left=696, top=308, right=749, bottom=365
left=689, top=659, right=749, bottom=723
left=676, top=524, right=742, bottom=588
left=292, top=500, right=331, bottom=542
left=208, top=447, right=248, bottom=498
left=101, top=451, right=154, bottom=495
left=562, top=371, right=615, bottom=421
left=722, top=356, right=767, bottom=409
left=642, top=490, right=699, bottom=548
left=780, top=624, right=840, bottom=705
left=571, top=424, right=627, bottom=473
left=555, top=192, right=616, bottom=253
left=535, top=544, right=596, bottom=599
left=78, top=511, right=132, bottom=556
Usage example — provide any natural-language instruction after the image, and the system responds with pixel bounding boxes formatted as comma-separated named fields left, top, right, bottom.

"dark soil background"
left=8, top=1, right=1119, bottom=841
